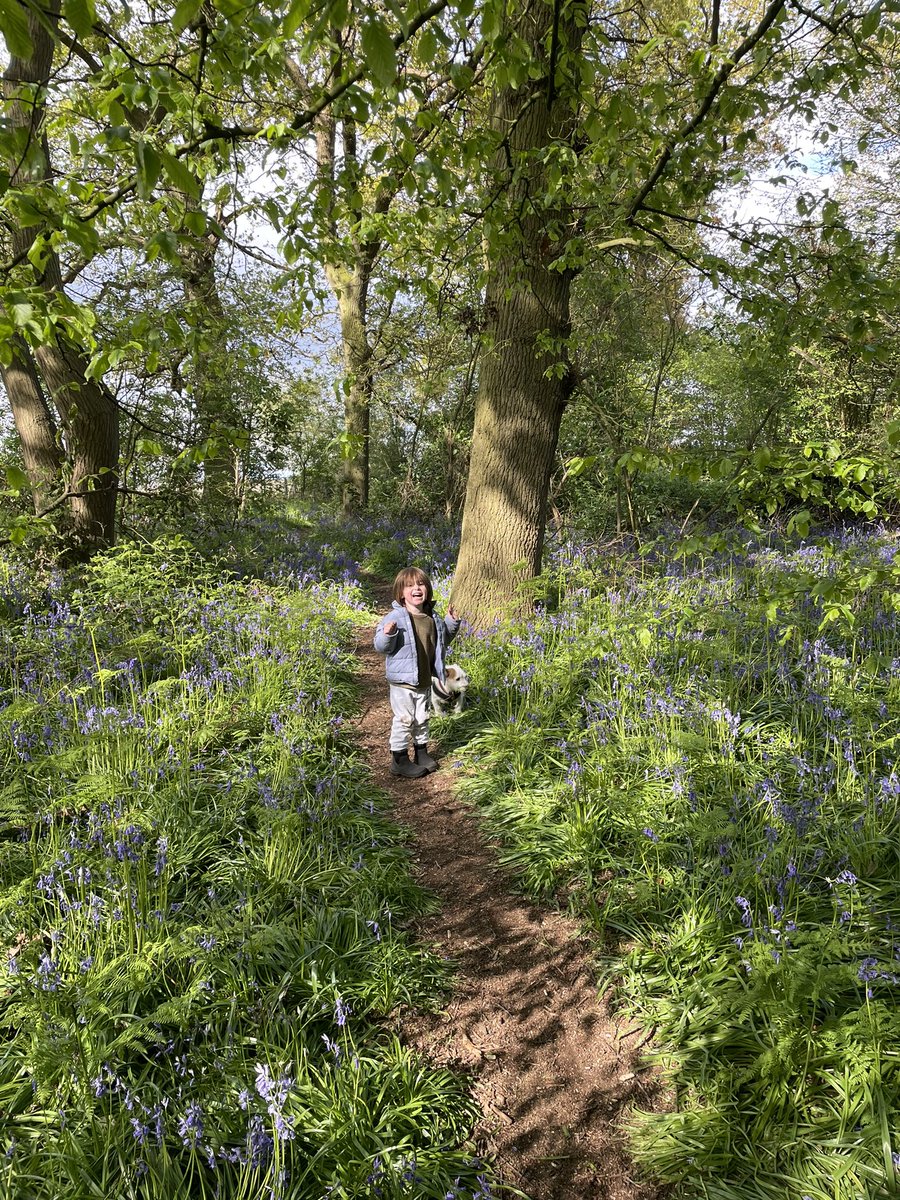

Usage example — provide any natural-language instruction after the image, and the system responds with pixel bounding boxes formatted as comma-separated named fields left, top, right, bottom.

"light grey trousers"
left=388, top=684, right=431, bottom=751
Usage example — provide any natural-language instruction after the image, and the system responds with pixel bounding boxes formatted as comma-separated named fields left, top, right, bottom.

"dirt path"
left=352, top=602, right=662, bottom=1200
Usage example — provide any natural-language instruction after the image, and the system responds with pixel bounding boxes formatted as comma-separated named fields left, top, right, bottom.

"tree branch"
left=626, top=0, right=788, bottom=220
left=0, top=0, right=453, bottom=277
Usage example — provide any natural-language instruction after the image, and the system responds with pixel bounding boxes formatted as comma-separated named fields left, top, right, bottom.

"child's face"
left=401, top=580, right=428, bottom=610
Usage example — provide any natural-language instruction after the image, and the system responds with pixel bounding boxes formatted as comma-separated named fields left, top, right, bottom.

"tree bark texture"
left=179, top=194, right=235, bottom=510
left=315, top=111, right=377, bottom=515
left=2, top=0, right=119, bottom=554
left=0, top=338, right=63, bottom=511
left=452, top=0, right=586, bottom=624
left=32, top=330, right=119, bottom=550
left=328, top=264, right=373, bottom=514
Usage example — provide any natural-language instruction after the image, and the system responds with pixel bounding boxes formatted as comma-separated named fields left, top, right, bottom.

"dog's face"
left=432, top=664, right=469, bottom=713
left=443, top=664, right=469, bottom=693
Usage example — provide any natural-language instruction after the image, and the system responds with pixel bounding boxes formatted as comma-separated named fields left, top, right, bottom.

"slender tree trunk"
left=0, top=338, right=63, bottom=511
left=314, top=110, right=376, bottom=516
left=452, top=0, right=586, bottom=623
left=326, top=264, right=372, bottom=513
left=2, top=0, right=118, bottom=554
left=179, top=201, right=235, bottom=510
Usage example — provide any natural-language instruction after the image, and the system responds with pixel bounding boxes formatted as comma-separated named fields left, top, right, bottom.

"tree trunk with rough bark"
left=179, top=196, right=235, bottom=511
left=451, top=0, right=585, bottom=624
left=32, top=329, right=119, bottom=550
left=2, top=0, right=119, bottom=555
left=0, top=338, right=63, bottom=511
left=327, top=263, right=373, bottom=513
left=314, top=110, right=376, bottom=515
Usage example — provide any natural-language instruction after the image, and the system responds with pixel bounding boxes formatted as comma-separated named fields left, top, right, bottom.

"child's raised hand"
left=448, top=604, right=458, bottom=620
left=383, top=619, right=397, bottom=634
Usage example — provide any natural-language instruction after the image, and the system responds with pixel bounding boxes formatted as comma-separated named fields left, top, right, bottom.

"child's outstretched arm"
left=374, top=615, right=398, bottom=653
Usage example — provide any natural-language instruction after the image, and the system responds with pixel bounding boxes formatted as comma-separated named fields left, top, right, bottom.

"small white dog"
left=431, top=664, right=469, bottom=714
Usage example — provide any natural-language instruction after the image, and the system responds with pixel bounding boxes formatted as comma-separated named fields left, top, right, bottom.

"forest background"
left=0, top=0, right=897, bottom=605
left=2, top=0, right=900, bottom=1198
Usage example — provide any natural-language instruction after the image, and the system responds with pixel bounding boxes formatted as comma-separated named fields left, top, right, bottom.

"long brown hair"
left=392, top=566, right=434, bottom=613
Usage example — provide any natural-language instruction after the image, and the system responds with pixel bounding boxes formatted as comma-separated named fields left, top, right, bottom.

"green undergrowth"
left=440, top=531, right=900, bottom=1200
left=0, top=537, right=492, bottom=1200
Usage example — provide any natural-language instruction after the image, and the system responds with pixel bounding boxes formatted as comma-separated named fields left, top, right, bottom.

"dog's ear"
left=447, top=665, right=459, bottom=683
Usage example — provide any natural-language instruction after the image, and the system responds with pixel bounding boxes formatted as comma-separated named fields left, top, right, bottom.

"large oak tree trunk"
left=2, top=0, right=118, bottom=555
left=32, top=322, right=119, bottom=551
left=453, top=266, right=575, bottom=619
left=451, top=0, right=585, bottom=623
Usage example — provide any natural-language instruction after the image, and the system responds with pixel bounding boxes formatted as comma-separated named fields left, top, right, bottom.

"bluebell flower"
left=322, top=1034, right=342, bottom=1063
left=131, top=1118, right=150, bottom=1145
left=177, top=1101, right=204, bottom=1148
left=246, top=1114, right=274, bottom=1168
left=833, top=870, right=857, bottom=887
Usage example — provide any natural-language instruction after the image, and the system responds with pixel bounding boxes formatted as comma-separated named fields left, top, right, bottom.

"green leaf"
left=159, top=150, right=201, bottom=199
left=861, top=6, right=880, bottom=37
left=183, top=209, right=207, bottom=235
left=563, top=455, right=597, bottom=480
left=5, top=464, right=30, bottom=493
left=145, top=230, right=179, bottom=264
left=283, top=0, right=310, bottom=37
left=361, top=18, right=397, bottom=87
left=26, top=234, right=50, bottom=271
left=12, top=194, right=48, bottom=228
left=173, top=0, right=203, bottom=33
left=0, top=0, right=33, bottom=58
left=5, top=293, right=34, bottom=329
left=415, top=23, right=438, bottom=65
left=62, top=0, right=96, bottom=38
left=135, top=141, right=162, bottom=199
left=787, top=509, right=811, bottom=537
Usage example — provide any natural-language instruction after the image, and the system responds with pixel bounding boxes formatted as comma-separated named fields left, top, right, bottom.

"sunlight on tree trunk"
left=32, top=330, right=119, bottom=553
left=180, top=194, right=235, bottom=512
left=452, top=0, right=585, bottom=624
left=313, top=107, right=376, bottom=517
left=329, top=267, right=372, bottom=514
left=2, top=0, right=118, bottom=555
left=0, top=338, right=63, bottom=512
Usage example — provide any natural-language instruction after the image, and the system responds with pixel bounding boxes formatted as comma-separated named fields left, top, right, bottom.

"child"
left=374, top=566, right=460, bottom=778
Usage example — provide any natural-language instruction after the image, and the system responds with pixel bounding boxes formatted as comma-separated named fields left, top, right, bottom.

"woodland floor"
left=353, top=586, right=666, bottom=1200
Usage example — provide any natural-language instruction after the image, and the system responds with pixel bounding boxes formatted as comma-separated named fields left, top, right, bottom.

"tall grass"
left=0, top=536, right=491, bottom=1200
left=444, top=527, right=900, bottom=1199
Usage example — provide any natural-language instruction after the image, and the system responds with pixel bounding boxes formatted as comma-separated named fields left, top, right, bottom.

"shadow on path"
left=353, top=598, right=664, bottom=1200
